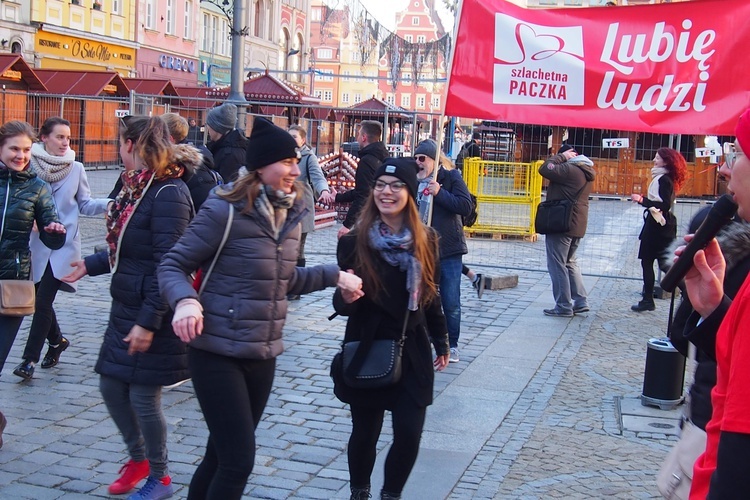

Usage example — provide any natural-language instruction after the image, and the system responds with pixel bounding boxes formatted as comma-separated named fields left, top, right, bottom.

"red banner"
left=444, top=0, right=750, bottom=135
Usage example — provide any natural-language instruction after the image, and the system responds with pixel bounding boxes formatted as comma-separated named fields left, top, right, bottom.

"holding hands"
left=338, top=269, right=364, bottom=303
left=318, top=190, right=336, bottom=205
left=631, top=193, right=644, bottom=203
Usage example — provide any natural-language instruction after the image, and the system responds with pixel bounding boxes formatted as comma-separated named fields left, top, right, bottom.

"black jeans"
left=348, top=393, right=427, bottom=495
left=0, top=315, right=24, bottom=373
left=22, top=263, right=63, bottom=363
left=187, top=348, right=276, bottom=500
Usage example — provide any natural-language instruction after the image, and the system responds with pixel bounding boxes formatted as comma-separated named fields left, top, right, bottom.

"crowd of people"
left=3, top=101, right=749, bottom=500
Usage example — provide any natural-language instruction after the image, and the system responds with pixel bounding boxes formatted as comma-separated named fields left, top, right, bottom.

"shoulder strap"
left=198, top=203, right=234, bottom=296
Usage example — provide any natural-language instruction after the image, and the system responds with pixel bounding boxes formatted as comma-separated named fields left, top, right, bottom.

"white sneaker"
left=449, top=347, right=460, bottom=363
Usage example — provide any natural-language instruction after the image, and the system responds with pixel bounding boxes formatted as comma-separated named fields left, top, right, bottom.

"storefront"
left=197, top=55, right=231, bottom=87
left=136, top=48, right=199, bottom=87
left=35, top=30, right=135, bottom=75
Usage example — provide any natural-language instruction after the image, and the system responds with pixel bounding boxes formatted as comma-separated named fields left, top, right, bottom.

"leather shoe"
left=41, top=337, right=70, bottom=369
left=543, top=308, right=574, bottom=317
left=573, top=306, right=590, bottom=314
left=13, top=360, right=34, bottom=380
left=631, top=300, right=655, bottom=312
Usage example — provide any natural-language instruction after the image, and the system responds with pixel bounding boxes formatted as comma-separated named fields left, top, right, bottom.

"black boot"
left=381, top=490, right=401, bottom=500
left=350, top=485, right=371, bottom=500
left=631, top=299, right=655, bottom=312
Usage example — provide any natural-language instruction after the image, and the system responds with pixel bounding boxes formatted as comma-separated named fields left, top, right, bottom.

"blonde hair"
left=161, top=113, right=189, bottom=143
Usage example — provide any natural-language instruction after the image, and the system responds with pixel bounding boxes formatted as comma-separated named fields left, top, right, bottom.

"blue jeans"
left=440, top=255, right=462, bottom=348
left=545, top=233, right=588, bottom=314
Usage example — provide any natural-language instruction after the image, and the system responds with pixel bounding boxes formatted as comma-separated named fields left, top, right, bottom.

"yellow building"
left=32, top=0, right=136, bottom=75
left=337, top=29, right=379, bottom=108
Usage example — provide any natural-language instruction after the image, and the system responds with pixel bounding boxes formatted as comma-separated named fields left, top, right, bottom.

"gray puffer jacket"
left=158, top=188, right=340, bottom=360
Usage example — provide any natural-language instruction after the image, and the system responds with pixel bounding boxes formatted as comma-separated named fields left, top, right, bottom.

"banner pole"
left=426, top=0, right=465, bottom=228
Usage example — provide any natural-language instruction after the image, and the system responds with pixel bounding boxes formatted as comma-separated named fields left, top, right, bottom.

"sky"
left=358, top=0, right=456, bottom=32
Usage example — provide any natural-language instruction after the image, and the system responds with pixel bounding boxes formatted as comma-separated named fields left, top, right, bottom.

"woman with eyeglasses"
left=630, top=147, right=687, bottom=312
left=413, top=139, right=473, bottom=363
left=63, top=115, right=196, bottom=499
left=681, top=108, right=750, bottom=498
left=12, top=117, right=111, bottom=381
left=332, top=157, right=450, bottom=500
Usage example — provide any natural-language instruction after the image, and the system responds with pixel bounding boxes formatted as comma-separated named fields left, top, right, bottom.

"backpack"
left=463, top=193, right=479, bottom=227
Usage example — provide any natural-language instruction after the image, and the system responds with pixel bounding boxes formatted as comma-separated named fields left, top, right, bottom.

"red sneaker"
left=108, top=459, right=150, bottom=495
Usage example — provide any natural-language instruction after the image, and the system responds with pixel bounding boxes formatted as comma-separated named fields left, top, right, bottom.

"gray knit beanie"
left=206, top=103, right=237, bottom=135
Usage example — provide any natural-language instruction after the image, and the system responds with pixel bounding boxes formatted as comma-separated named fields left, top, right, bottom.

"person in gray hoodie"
left=539, top=144, right=596, bottom=317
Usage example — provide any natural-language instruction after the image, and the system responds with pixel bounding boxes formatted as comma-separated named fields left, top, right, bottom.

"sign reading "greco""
left=159, top=55, right=196, bottom=73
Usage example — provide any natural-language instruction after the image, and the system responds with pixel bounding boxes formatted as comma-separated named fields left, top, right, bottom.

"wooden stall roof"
left=123, top=78, right=179, bottom=96
left=345, top=97, right=412, bottom=120
left=206, top=71, right=321, bottom=105
left=0, top=55, right=47, bottom=91
left=34, top=69, right=129, bottom=96
left=173, top=86, right=221, bottom=109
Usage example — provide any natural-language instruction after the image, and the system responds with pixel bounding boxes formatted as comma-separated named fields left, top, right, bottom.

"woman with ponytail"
left=12, top=117, right=111, bottom=381
left=63, top=115, right=195, bottom=500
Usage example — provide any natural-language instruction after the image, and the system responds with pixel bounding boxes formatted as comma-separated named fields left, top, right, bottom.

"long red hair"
left=657, top=147, right=688, bottom=192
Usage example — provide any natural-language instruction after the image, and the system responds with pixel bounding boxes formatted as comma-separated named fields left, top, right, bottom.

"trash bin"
left=641, top=337, right=686, bottom=410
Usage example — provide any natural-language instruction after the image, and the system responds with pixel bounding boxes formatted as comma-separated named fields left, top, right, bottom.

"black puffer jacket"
left=179, top=141, right=219, bottom=210
left=430, top=168, right=473, bottom=259
left=539, top=154, right=596, bottom=239
left=85, top=176, right=193, bottom=386
left=0, top=167, right=65, bottom=280
left=336, top=141, right=389, bottom=228
left=207, top=129, right=247, bottom=183
left=158, top=189, right=340, bottom=360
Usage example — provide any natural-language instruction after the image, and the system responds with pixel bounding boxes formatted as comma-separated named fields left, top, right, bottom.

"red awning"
left=34, top=69, right=128, bottom=96
left=345, top=97, right=412, bottom=120
left=122, top=78, right=179, bottom=96
left=0, top=55, right=47, bottom=91
left=173, top=87, right=221, bottom=109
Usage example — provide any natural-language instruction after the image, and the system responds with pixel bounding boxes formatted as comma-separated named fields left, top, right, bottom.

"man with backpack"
left=456, top=132, right=482, bottom=171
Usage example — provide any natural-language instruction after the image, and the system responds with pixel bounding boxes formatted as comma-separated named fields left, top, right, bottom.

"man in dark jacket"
left=456, top=132, right=482, bottom=170
left=539, top=144, right=596, bottom=317
left=205, top=102, right=247, bottom=182
left=335, top=120, right=389, bottom=238
left=186, top=117, right=203, bottom=146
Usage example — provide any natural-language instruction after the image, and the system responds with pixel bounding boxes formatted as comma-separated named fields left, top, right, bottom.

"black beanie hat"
left=374, top=157, right=419, bottom=198
left=246, top=117, right=300, bottom=171
left=557, top=144, right=575, bottom=154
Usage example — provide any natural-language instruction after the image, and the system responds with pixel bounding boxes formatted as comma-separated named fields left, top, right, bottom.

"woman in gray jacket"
left=158, top=117, right=362, bottom=500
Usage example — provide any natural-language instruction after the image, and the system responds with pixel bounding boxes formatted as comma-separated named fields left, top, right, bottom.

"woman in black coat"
left=63, top=116, right=194, bottom=499
left=630, top=147, right=687, bottom=312
left=332, top=158, right=450, bottom=500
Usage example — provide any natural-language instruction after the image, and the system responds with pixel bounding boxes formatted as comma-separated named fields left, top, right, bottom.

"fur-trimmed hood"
left=170, top=143, right=203, bottom=174
left=717, top=220, right=750, bottom=272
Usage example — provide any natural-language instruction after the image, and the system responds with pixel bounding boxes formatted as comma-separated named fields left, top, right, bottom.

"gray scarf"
left=255, top=185, right=296, bottom=239
left=417, top=170, right=436, bottom=225
left=29, top=142, right=75, bottom=183
left=368, top=219, right=421, bottom=311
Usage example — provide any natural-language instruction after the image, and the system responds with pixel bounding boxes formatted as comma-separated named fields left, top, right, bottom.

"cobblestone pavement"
left=0, top=170, right=681, bottom=498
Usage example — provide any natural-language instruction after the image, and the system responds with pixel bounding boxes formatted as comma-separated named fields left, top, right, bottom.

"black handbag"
left=535, top=168, right=587, bottom=234
left=333, top=310, right=409, bottom=389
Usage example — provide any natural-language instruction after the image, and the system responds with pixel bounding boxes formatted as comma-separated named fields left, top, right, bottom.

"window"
left=354, top=93, right=362, bottom=103
left=311, top=7, right=321, bottom=21
left=343, top=70, right=351, bottom=81
left=431, top=96, right=441, bottom=109
left=254, top=0, right=261, bottom=37
left=145, top=0, right=155, bottom=29
left=403, top=72, right=411, bottom=85
left=386, top=94, right=395, bottom=105
left=220, top=19, right=228, bottom=55
left=341, top=92, right=350, bottom=103
left=212, top=16, right=218, bottom=53
left=405, top=35, right=413, bottom=43
left=404, top=53, right=412, bottom=63
left=184, top=1, right=193, bottom=39
left=412, top=16, right=419, bottom=25
left=317, top=48, right=333, bottom=59
left=112, top=0, right=121, bottom=14
left=416, top=95, right=425, bottom=108
left=401, top=95, right=411, bottom=108
left=323, top=90, right=333, bottom=102
left=166, top=0, right=174, bottom=35
left=314, top=90, right=323, bottom=99
left=417, top=35, right=426, bottom=44
left=202, top=13, right=210, bottom=51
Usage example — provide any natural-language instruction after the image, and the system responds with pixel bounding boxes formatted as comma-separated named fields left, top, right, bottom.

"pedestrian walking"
left=62, top=115, right=194, bottom=500
left=331, top=157, right=450, bottom=500
left=12, top=117, right=111, bottom=381
left=287, top=124, right=335, bottom=299
left=414, top=139, right=473, bottom=362
left=205, top=103, right=247, bottom=182
left=157, top=117, right=362, bottom=500
left=0, top=120, right=66, bottom=447
left=539, top=144, right=596, bottom=317
left=630, top=147, right=687, bottom=312
left=682, top=107, right=750, bottom=499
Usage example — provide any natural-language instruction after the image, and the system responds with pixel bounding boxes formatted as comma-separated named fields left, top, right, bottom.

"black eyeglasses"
left=374, top=180, right=407, bottom=192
